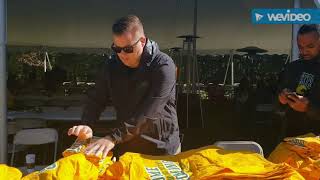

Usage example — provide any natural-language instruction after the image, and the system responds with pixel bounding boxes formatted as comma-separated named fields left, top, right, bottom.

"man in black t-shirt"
left=278, top=24, right=320, bottom=136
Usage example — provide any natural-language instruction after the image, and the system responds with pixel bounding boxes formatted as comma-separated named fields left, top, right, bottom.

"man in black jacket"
left=68, top=15, right=180, bottom=158
left=278, top=24, right=320, bottom=136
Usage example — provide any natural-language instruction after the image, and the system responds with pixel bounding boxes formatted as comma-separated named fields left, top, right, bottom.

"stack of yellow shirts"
left=103, top=145, right=303, bottom=179
left=21, top=139, right=303, bottom=179
left=268, top=133, right=320, bottom=180
left=0, top=164, right=22, bottom=180
left=22, top=137, right=115, bottom=180
left=21, top=154, right=102, bottom=180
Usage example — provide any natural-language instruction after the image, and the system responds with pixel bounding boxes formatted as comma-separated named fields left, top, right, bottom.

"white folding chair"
left=214, top=141, right=264, bottom=157
left=10, top=128, right=58, bottom=166
left=7, top=121, right=27, bottom=154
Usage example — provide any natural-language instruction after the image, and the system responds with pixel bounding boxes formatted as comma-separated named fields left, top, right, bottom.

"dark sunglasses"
left=111, top=39, right=140, bottom=54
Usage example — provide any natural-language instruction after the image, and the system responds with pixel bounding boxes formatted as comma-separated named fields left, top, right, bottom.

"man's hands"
left=85, top=136, right=115, bottom=158
left=279, top=88, right=291, bottom=105
left=278, top=89, right=309, bottom=112
left=68, top=125, right=93, bottom=140
left=287, top=94, right=309, bottom=112
left=67, top=125, right=115, bottom=158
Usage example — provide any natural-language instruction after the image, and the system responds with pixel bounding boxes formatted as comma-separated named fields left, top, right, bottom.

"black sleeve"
left=81, top=63, right=111, bottom=122
left=110, top=56, right=176, bottom=144
left=306, top=80, right=320, bottom=121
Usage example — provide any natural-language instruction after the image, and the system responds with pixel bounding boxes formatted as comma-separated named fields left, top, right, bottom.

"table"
left=7, top=106, right=116, bottom=121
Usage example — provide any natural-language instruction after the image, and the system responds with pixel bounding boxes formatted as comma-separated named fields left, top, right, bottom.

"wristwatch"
left=106, top=134, right=118, bottom=144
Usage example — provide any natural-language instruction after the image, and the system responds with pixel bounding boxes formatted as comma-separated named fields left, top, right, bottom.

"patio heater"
left=236, top=46, right=268, bottom=76
left=176, top=35, right=204, bottom=129
left=175, top=0, right=204, bottom=129
left=177, top=35, right=200, bottom=93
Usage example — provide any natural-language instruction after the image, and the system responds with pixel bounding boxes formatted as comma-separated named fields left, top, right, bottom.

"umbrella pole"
left=0, top=0, right=7, bottom=163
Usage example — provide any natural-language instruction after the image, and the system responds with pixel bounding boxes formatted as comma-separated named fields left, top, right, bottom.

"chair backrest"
left=14, top=128, right=58, bottom=145
left=11, top=128, right=58, bottom=166
left=213, top=141, right=264, bottom=157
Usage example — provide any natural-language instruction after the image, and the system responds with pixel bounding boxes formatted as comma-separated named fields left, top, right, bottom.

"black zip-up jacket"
left=278, top=57, right=320, bottom=135
left=81, top=39, right=180, bottom=154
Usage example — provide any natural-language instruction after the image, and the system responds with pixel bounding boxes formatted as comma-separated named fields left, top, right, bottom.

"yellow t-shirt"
left=0, top=164, right=22, bottom=180
left=21, top=153, right=107, bottom=180
left=268, top=133, right=320, bottom=180
left=62, top=137, right=115, bottom=174
left=103, top=145, right=303, bottom=180
left=22, top=137, right=115, bottom=180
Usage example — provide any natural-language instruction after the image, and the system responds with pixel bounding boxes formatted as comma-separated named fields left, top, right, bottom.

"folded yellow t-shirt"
left=269, top=133, right=320, bottom=180
left=0, top=164, right=22, bottom=180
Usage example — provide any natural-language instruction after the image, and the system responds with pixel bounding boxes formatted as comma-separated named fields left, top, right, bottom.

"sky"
left=7, top=0, right=319, bottom=53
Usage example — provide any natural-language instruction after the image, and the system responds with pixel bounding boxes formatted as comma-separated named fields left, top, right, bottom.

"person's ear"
left=140, top=37, right=147, bottom=47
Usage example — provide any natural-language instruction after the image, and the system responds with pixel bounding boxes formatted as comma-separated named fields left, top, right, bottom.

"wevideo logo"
left=252, top=9, right=320, bottom=24
left=255, top=13, right=264, bottom=22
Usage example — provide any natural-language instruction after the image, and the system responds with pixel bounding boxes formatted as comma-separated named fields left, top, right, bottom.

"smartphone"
left=286, top=92, right=296, bottom=98
left=286, top=92, right=303, bottom=101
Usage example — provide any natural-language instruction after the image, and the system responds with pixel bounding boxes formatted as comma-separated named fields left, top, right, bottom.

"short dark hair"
left=112, top=15, right=144, bottom=36
left=298, top=24, right=320, bottom=36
